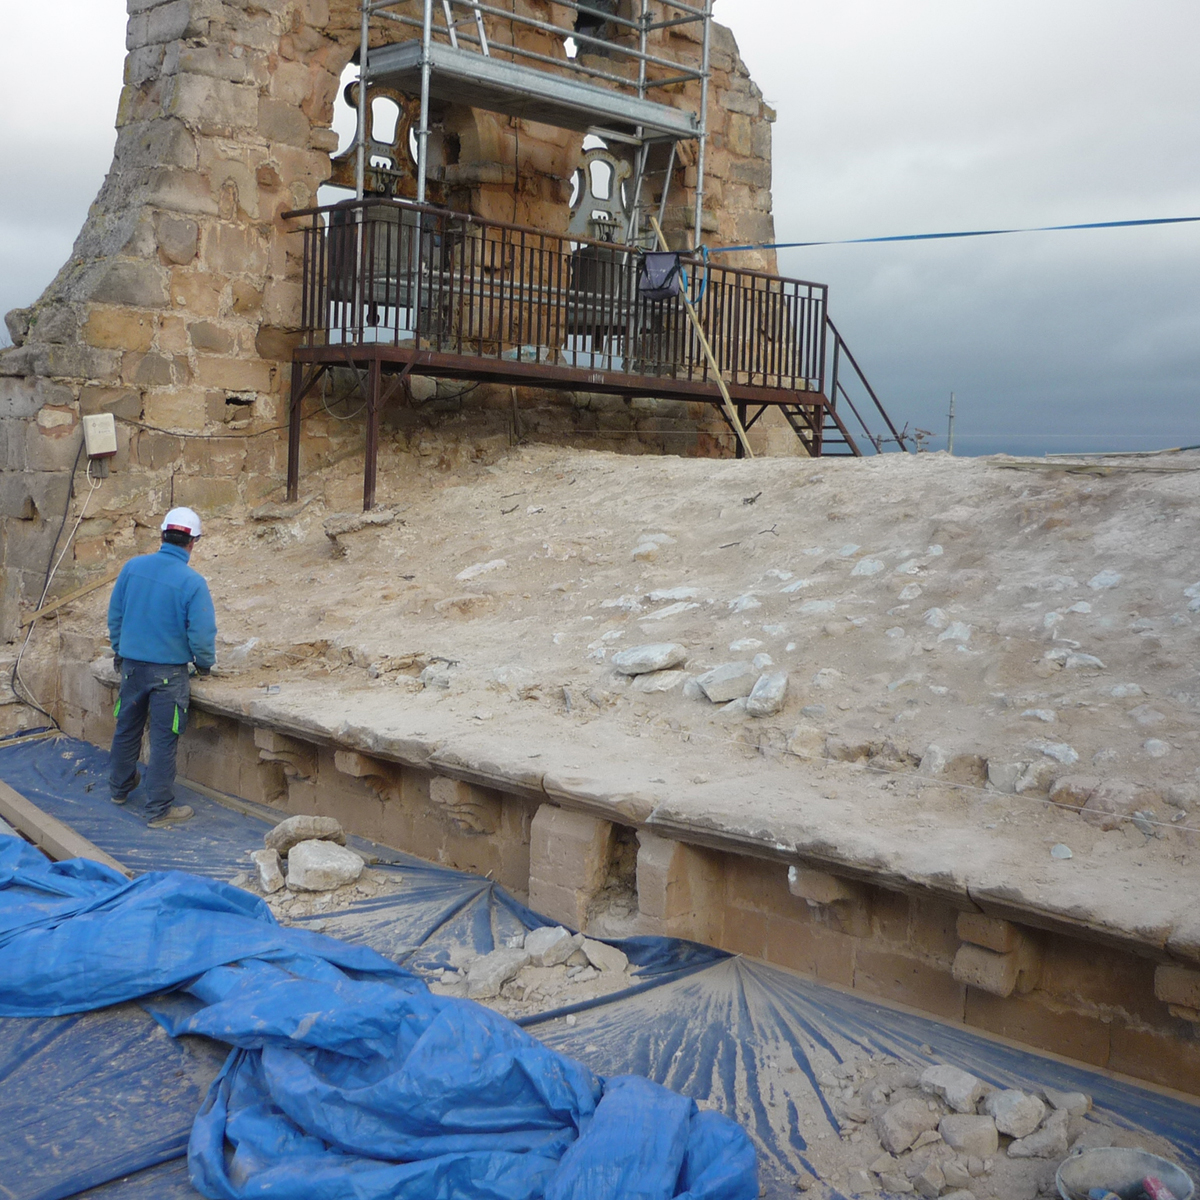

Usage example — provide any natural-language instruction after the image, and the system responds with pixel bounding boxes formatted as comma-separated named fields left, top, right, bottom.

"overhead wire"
left=706, top=214, right=1200, bottom=257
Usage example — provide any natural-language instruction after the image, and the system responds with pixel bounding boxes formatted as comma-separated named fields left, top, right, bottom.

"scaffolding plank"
left=367, top=40, right=699, bottom=139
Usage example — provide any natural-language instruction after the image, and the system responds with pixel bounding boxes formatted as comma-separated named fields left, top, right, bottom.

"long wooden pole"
left=649, top=216, right=754, bottom=460
left=20, top=567, right=121, bottom=629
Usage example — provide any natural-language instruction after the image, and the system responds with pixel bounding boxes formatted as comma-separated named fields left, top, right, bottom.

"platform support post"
left=364, top=355, right=382, bottom=511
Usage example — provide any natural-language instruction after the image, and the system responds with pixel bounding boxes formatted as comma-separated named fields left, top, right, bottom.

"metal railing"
left=290, top=198, right=828, bottom=396
left=826, top=318, right=909, bottom=452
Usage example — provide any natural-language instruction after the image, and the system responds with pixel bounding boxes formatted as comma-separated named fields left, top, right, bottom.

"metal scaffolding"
left=353, top=0, right=713, bottom=248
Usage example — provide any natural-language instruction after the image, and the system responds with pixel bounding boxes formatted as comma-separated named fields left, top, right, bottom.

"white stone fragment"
left=851, top=558, right=885, bottom=576
left=983, top=1089, right=1045, bottom=1138
left=729, top=638, right=764, bottom=652
left=728, top=594, right=762, bottom=613
left=1022, top=709, right=1056, bottom=723
left=286, top=839, right=365, bottom=892
left=580, top=938, right=629, bottom=974
left=641, top=601, right=700, bottom=621
left=466, top=947, right=531, bottom=999
left=1144, top=739, right=1171, bottom=758
left=1007, top=1108, right=1069, bottom=1159
left=250, top=848, right=284, bottom=894
left=937, top=621, right=972, bottom=644
left=631, top=670, right=687, bottom=694
left=938, top=1115, right=999, bottom=1157
left=1042, top=1088, right=1091, bottom=1116
left=875, top=1098, right=941, bottom=1155
left=1065, top=653, right=1106, bottom=669
left=920, top=1064, right=985, bottom=1113
left=747, top=672, right=789, bottom=718
left=611, top=643, right=687, bottom=676
left=696, top=662, right=758, bottom=703
left=1050, top=843, right=1074, bottom=860
left=798, top=599, right=836, bottom=615
left=649, top=586, right=701, bottom=602
left=456, top=558, right=507, bottom=581
left=1088, top=569, right=1122, bottom=590
left=524, top=926, right=580, bottom=967
left=265, top=814, right=346, bottom=856
left=924, top=608, right=948, bottom=629
left=899, top=584, right=922, bottom=601
left=752, top=653, right=775, bottom=671
left=1027, top=739, right=1079, bottom=765
left=781, top=579, right=812, bottom=593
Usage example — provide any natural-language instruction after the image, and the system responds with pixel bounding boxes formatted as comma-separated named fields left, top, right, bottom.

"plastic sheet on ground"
left=0, top=833, right=754, bottom=1200
left=2, top=736, right=1200, bottom=1200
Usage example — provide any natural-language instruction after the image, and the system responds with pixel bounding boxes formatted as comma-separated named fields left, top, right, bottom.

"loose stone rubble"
left=808, top=1051, right=1185, bottom=1199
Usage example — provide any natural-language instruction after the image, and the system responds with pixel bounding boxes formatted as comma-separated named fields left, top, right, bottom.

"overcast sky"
left=2, top=1, right=1197, bottom=454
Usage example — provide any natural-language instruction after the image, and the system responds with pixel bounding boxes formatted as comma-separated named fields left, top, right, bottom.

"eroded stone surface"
left=266, top=814, right=346, bottom=856
left=286, top=839, right=364, bottom=891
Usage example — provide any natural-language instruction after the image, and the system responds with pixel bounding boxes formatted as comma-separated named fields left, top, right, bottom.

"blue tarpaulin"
left=2, top=736, right=1199, bottom=1200
left=0, top=834, right=754, bottom=1200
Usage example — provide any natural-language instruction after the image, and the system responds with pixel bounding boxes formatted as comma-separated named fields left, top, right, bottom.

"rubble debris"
left=265, top=814, right=346, bottom=856
left=467, top=947, right=531, bottom=999
left=696, top=662, right=758, bottom=703
left=920, top=1064, right=985, bottom=1113
left=611, top=644, right=687, bottom=676
left=250, top=847, right=284, bottom=893
left=876, top=1097, right=941, bottom=1154
left=523, top=926, right=581, bottom=966
left=1008, top=1107, right=1070, bottom=1159
left=984, top=1089, right=1046, bottom=1138
left=747, top=671, right=789, bottom=717
left=286, top=839, right=365, bottom=891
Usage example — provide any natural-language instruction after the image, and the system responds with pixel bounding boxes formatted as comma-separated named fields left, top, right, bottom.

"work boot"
left=147, top=804, right=194, bottom=829
left=110, top=770, right=140, bottom=805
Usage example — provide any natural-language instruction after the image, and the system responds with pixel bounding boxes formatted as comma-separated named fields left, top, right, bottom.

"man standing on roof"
left=107, top=507, right=216, bottom=828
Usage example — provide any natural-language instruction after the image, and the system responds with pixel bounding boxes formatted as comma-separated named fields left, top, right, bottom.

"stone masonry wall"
left=0, top=0, right=782, bottom=640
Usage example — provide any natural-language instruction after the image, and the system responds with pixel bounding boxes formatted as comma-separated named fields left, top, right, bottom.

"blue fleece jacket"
left=108, top=543, right=217, bottom=669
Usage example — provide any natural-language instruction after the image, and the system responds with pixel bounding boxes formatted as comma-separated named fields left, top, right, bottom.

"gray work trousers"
left=108, top=660, right=190, bottom=819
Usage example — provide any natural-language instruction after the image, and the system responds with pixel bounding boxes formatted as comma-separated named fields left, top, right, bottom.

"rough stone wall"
left=0, top=0, right=781, bottom=636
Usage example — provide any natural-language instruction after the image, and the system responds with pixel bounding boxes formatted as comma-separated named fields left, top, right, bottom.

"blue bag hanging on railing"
left=639, top=251, right=683, bottom=302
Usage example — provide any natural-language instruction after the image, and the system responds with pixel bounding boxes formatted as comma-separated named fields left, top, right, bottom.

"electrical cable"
left=706, top=214, right=1200, bottom=257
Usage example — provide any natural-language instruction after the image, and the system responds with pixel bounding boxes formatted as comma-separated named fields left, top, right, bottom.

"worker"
left=107, top=507, right=216, bottom=828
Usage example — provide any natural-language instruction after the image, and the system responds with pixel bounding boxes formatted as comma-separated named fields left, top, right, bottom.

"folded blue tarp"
left=0, top=835, right=756, bottom=1200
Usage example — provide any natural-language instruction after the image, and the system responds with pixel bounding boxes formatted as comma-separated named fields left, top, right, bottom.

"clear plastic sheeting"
left=0, top=1005, right=225, bottom=1200
left=2, top=737, right=1200, bottom=1200
left=531, top=956, right=1200, bottom=1196
left=0, top=834, right=756, bottom=1200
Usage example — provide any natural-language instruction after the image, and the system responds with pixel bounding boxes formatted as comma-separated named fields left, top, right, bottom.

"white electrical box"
left=82, top=413, right=118, bottom=458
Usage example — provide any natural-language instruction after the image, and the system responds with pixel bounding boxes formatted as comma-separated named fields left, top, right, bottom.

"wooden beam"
left=20, top=567, right=121, bottom=629
left=0, top=777, right=131, bottom=877
left=649, top=216, right=754, bottom=460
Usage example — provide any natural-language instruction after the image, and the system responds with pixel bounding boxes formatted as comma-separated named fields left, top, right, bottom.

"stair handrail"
left=826, top=317, right=908, bottom=451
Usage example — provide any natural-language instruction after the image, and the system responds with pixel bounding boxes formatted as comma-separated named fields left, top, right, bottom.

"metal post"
left=947, top=391, right=956, bottom=454
left=287, top=366, right=305, bottom=502
left=355, top=1, right=369, bottom=201
left=692, top=0, right=711, bottom=249
left=364, top=355, right=382, bottom=510
left=416, top=0, right=434, bottom=203
left=637, top=0, right=648, bottom=98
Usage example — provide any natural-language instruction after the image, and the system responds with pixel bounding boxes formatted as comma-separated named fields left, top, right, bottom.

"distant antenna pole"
left=947, top=391, right=957, bottom=455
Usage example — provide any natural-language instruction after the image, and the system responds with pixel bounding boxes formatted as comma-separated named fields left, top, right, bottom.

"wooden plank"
left=20, top=567, right=121, bottom=628
left=0, top=777, right=131, bottom=877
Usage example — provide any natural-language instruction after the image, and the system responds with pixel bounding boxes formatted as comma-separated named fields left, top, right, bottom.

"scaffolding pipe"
left=355, top=0, right=370, bottom=201
left=693, top=0, right=711, bottom=249
left=416, top=0, right=434, bottom=203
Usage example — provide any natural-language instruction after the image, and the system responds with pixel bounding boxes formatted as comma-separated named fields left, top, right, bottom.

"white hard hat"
left=162, top=507, right=202, bottom=538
